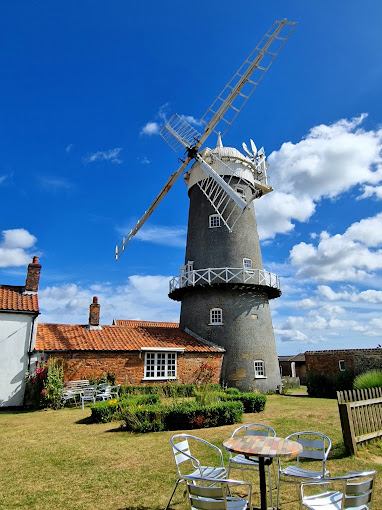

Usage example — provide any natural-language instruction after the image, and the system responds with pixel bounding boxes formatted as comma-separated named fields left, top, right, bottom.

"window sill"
left=142, top=377, right=178, bottom=381
left=254, top=375, right=267, bottom=379
left=209, top=323, right=223, bottom=326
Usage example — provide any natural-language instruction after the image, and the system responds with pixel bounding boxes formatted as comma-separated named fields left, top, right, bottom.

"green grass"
left=1, top=395, right=381, bottom=509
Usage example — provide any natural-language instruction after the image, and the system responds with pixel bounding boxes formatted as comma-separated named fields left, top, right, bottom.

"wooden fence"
left=337, top=387, right=382, bottom=454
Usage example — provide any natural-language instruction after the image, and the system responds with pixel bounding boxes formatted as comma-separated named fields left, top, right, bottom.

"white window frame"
left=254, top=360, right=266, bottom=378
left=243, top=258, right=253, bottom=271
left=209, top=214, right=221, bottom=228
left=143, top=351, right=178, bottom=380
left=339, top=360, right=345, bottom=372
left=209, top=308, right=223, bottom=325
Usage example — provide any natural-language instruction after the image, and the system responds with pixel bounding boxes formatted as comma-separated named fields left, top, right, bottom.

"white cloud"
left=117, top=225, right=187, bottom=248
left=289, top=212, right=382, bottom=282
left=0, top=175, right=7, bottom=185
left=256, top=114, right=382, bottom=239
left=66, top=144, right=73, bottom=153
left=181, top=115, right=202, bottom=126
left=0, top=229, right=37, bottom=267
left=357, top=185, right=382, bottom=200
left=84, top=148, right=122, bottom=164
left=317, top=285, right=382, bottom=303
left=140, top=122, right=160, bottom=135
left=39, top=276, right=180, bottom=324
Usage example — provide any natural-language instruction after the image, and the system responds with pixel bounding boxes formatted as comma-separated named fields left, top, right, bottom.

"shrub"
left=224, top=387, right=240, bottom=395
left=354, top=370, right=382, bottom=390
left=90, top=394, right=160, bottom=423
left=120, top=400, right=243, bottom=433
left=43, top=359, right=64, bottom=409
left=220, top=392, right=266, bottom=413
left=307, top=370, right=354, bottom=398
left=120, top=383, right=219, bottom=398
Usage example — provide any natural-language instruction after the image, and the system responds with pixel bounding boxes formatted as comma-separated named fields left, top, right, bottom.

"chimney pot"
left=88, top=296, right=100, bottom=327
left=25, top=256, right=42, bottom=293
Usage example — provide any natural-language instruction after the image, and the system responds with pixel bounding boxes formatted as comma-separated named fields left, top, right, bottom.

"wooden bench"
left=64, top=380, right=90, bottom=395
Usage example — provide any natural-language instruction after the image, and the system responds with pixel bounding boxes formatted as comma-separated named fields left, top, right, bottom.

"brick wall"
left=47, top=351, right=224, bottom=385
left=305, top=349, right=382, bottom=377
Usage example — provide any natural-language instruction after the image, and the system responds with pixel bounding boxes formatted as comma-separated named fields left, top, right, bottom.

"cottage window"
left=254, top=360, right=266, bottom=378
left=339, top=360, right=345, bottom=372
left=210, top=308, right=223, bottom=325
left=209, top=214, right=221, bottom=228
left=144, top=352, right=177, bottom=380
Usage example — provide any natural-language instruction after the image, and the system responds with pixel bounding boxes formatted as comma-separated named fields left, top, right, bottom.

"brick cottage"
left=34, top=297, right=225, bottom=386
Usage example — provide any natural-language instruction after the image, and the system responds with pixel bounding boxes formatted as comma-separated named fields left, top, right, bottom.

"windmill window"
left=236, top=186, right=246, bottom=201
left=243, top=258, right=253, bottom=270
left=210, top=308, right=223, bottom=325
left=339, top=360, right=345, bottom=372
left=209, top=214, right=221, bottom=228
left=254, top=360, right=266, bottom=378
left=144, top=352, right=177, bottom=380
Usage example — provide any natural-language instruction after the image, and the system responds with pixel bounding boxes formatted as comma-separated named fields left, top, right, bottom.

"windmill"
left=116, top=19, right=297, bottom=391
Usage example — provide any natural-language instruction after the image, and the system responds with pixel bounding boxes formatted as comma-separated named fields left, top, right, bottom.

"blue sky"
left=1, top=1, right=382, bottom=355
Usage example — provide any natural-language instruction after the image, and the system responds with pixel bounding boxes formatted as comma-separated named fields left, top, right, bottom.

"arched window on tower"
left=210, top=308, right=223, bottom=325
left=209, top=214, right=221, bottom=228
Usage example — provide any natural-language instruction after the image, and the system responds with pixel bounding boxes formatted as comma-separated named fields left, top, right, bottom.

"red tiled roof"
left=36, top=323, right=222, bottom=353
left=0, top=285, right=39, bottom=313
left=113, top=319, right=179, bottom=328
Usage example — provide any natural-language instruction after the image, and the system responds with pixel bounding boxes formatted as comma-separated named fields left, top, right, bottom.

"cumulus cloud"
left=256, top=114, right=382, bottom=239
left=38, top=276, right=180, bottom=324
left=357, top=185, right=382, bottom=200
left=289, top=212, right=382, bottom=282
left=84, top=148, right=122, bottom=164
left=317, top=284, right=382, bottom=303
left=0, top=229, right=37, bottom=267
left=140, top=122, right=160, bottom=135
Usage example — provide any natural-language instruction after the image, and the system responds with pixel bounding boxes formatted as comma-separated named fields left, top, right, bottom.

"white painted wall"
left=0, top=312, right=35, bottom=406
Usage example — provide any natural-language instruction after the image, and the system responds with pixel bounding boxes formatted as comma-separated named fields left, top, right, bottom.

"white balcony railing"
left=169, top=267, right=280, bottom=294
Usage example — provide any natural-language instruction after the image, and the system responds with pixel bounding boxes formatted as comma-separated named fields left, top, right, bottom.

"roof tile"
left=0, top=285, right=39, bottom=313
left=36, top=323, right=221, bottom=353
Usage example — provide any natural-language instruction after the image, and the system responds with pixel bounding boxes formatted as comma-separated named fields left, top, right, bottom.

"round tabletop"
left=222, top=435, right=303, bottom=458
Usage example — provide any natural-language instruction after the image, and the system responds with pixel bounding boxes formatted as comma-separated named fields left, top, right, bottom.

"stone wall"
left=47, top=351, right=223, bottom=385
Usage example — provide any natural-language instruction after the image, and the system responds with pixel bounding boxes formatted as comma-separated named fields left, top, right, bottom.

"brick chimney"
left=25, top=256, right=42, bottom=294
left=88, top=296, right=101, bottom=330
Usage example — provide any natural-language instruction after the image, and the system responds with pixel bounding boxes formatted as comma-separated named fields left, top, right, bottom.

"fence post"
left=337, top=391, right=357, bottom=455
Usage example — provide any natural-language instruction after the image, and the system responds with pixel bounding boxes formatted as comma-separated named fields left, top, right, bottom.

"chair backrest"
left=230, top=423, right=276, bottom=439
left=171, top=435, right=196, bottom=476
left=342, top=471, right=375, bottom=509
left=187, top=483, right=228, bottom=510
left=286, top=431, right=331, bottom=468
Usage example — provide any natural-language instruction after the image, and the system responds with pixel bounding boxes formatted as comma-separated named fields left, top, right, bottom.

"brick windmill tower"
left=116, top=19, right=296, bottom=391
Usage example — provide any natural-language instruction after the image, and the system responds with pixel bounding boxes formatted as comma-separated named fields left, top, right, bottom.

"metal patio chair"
left=165, top=434, right=227, bottom=510
left=300, top=470, right=376, bottom=510
left=276, top=431, right=332, bottom=509
left=227, top=423, right=276, bottom=507
left=186, top=477, right=252, bottom=510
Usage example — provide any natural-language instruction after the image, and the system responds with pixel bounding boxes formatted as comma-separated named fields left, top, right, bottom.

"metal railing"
left=169, top=267, right=280, bottom=293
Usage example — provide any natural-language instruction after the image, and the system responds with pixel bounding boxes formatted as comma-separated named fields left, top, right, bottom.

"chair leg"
left=165, top=478, right=181, bottom=510
left=276, top=473, right=281, bottom=509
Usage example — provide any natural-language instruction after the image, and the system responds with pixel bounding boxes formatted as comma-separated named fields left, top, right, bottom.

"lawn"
left=0, top=394, right=381, bottom=510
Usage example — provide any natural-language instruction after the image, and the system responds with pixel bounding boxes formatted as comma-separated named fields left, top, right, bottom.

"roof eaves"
left=184, top=327, right=225, bottom=352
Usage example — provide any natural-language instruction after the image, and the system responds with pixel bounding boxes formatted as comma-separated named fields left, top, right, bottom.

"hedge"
left=121, top=400, right=244, bottom=433
left=307, top=370, right=354, bottom=398
left=219, top=392, right=266, bottom=413
left=120, top=383, right=220, bottom=398
left=91, top=394, right=160, bottom=423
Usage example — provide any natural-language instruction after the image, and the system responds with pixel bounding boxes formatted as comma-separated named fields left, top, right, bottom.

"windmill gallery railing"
left=169, top=267, right=280, bottom=293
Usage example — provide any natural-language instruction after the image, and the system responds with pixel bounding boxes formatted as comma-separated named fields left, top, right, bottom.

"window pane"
left=254, top=360, right=265, bottom=377
left=210, top=308, right=222, bottom=324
